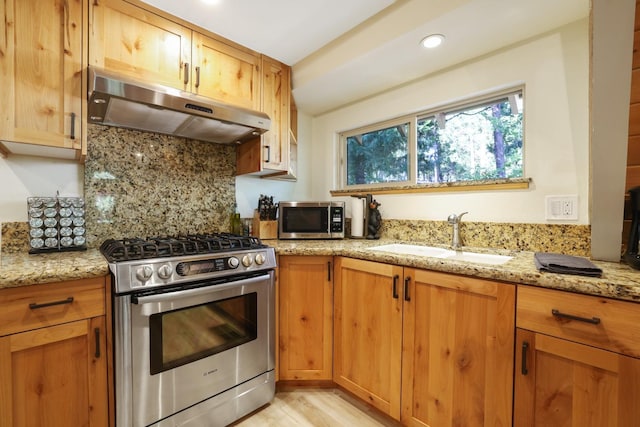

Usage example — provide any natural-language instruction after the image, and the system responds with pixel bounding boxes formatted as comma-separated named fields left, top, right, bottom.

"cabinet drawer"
left=0, top=277, right=105, bottom=336
left=517, top=285, right=640, bottom=357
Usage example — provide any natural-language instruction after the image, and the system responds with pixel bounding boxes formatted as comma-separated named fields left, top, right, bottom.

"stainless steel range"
left=101, top=234, right=276, bottom=427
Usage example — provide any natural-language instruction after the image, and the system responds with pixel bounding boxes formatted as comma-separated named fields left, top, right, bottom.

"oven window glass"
left=149, top=292, right=258, bottom=374
left=283, top=207, right=328, bottom=232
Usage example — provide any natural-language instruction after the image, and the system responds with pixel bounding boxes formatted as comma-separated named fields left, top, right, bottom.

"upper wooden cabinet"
left=89, top=0, right=192, bottom=91
left=333, top=257, right=515, bottom=425
left=192, top=32, right=261, bottom=111
left=89, top=0, right=262, bottom=110
left=237, top=56, right=292, bottom=177
left=0, top=0, right=87, bottom=160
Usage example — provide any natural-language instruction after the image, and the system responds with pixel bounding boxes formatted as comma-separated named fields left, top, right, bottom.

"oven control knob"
left=135, top=265, right=153, bottom=283
left=158, top=264, right=172, bottom=279
left=255, top=253, right=266, bottom=265
left=242, top=254, right=253, bottom=267
left=227, top=257, right=239, bottom=269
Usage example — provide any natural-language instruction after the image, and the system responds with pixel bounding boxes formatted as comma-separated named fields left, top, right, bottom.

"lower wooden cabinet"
left=514, top=329, right=640, bottom=427
left=0, top=277, right=108, bottom=427
left=278, top=256, right=333, bottom=381
left=515, top=285, right=640, bottom=427
left=333, top=257, right=515, bottom=425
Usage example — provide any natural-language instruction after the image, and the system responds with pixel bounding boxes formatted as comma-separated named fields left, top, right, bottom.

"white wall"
left=0, top=156, right=83, bottom=222
left=309, top=19, right=590, bottom=225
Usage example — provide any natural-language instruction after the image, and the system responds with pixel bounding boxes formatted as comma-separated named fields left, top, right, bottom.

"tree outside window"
left=341, top=89, right=523, bottom=188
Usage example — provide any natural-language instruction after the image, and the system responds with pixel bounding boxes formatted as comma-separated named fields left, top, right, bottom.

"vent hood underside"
left=88, top=67, right=271, bottom=144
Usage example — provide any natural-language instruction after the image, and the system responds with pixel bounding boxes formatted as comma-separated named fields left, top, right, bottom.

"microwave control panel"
left=330, top=206, right=344, bottom=232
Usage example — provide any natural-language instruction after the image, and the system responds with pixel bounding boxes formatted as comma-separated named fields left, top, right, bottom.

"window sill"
left=330, top=177, right=531, bottom=196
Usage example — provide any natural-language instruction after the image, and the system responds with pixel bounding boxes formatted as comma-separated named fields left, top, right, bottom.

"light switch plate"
left=545, top=195, right=578, bottom=220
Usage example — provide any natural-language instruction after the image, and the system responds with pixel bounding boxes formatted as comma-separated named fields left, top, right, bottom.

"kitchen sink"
left=368, top=243, right=513, bottom=265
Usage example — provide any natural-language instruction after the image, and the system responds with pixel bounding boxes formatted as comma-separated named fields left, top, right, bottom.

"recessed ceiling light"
left=420, top=34, right=445, bottom=49
left=201, top=0, right=221, bottom=5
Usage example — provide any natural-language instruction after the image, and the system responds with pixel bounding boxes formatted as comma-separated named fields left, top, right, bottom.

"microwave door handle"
left=131, top=273, right=271, bottom=305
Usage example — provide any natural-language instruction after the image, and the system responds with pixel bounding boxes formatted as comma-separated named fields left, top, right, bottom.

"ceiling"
left=140, top=0, right=590, bottom=116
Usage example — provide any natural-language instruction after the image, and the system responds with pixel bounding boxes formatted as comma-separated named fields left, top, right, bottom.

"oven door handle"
left=131, top=273, right=271, bottom=305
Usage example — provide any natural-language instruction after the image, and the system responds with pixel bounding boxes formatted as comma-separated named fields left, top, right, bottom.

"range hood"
left=88, top=67, right=270, bottom=144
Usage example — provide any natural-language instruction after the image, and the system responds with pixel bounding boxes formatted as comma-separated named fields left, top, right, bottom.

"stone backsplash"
left=83, top=125, right=237, bottom=248
left=4, top=217, right=592, bottom=257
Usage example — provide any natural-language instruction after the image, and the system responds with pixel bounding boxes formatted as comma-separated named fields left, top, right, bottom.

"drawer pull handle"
left=29, top=297, right=74, bottom=310
left=392, top=275, right=399, bottom=299
left=551, top=309, right=601, bottom=325
left=521, top=341, right=529, bottom=375
left=94, top=328, right=101, bottom=358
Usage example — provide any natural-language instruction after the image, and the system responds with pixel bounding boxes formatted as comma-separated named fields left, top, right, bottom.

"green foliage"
left=347, top=124, right=409, bottom=185
left=345, top=94, right=523, bottom=186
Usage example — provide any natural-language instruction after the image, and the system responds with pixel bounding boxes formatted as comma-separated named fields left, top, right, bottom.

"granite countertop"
left=267, top=238, right=640, bottom=303
left=2, top=239, right=640, bottom=304
left=0, top=249, right=109, bottom=289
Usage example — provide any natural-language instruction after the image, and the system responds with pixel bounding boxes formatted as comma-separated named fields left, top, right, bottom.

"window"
left=340, top=89, right=524, bottom=189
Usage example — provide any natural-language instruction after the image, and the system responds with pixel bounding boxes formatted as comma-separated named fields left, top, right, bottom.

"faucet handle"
left=447, top=212, right=468, bottom=224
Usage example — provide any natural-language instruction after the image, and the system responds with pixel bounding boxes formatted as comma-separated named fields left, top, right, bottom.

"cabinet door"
left=401, top=269, right=515, bottom=427
left=89, top=0, right=191, bottom=91
left=192, top=33, right=261, bottom=110
left=514, top=329, right=640, bottom=427
left=0, top=317, right=108, bottom=427
left=260, top=56, right=290, bottom=172
left=0, top=0, right=84, bottom=154
left=333, top=257, right=404, bottom=420
left=278, top=256, right=333, bottom=381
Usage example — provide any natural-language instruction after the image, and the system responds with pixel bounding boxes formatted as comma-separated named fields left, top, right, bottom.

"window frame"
left=338, top=86, right=525, bottom=192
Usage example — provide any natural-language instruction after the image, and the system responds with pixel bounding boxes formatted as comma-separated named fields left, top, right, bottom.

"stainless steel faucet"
left=447, top=212, right=468, bottom=250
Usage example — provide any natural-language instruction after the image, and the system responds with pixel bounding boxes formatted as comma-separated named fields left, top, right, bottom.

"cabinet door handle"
left=551, top=309, right=601, bottom=325
left=327, top=261, right=332, bottom=281
left=404, top=277, right=411, bottom=301
left=29, top=297, right=74, bottom=310
left=195, top=66, right=201, bottom=88
left=183, top=63, right=189, bottom=85
left=392, top=275, right=399, bottom=299
left=521, top=341, right=529, bottom=375
left=94, top=328, right=101, bottom=358
left=264, top=145, right=271, bottom=162
left=70, top=112, right=76, bottom=140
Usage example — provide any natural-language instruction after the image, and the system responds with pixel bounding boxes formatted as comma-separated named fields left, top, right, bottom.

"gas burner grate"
left=100, top=233, right=267, bottom=263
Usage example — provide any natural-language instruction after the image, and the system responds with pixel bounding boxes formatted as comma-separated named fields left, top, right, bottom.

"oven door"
left=115, top=271, right=274, bottom=427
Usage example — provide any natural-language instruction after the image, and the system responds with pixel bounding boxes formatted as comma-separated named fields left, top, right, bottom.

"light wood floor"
left=232, top=388, right=401, bottom=426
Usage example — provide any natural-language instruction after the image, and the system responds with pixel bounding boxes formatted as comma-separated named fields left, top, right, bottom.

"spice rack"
left=28, top=195, right=87, bottom=253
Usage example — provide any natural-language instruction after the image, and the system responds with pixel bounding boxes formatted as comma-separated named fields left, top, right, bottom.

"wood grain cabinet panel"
left=192, top=33, right=261, bottom=111
left=515, top=285, right=640, bottom=427
left=0, top=278, right=108, bottom=427
left=0, top=0, right=86, bottom=159
left=514, top=329, right=640, bottom=427
left=237, top=56, right=291, bottom=176
left=89, top=0, right=192, bottom=91
left=333, top=257, right=515, bottom=425
left=278, top=256, right=333, bottom=381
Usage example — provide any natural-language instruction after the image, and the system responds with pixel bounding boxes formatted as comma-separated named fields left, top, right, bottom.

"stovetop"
left=100, top=233, right=267, bottom=263
left=101, top=233, right=276, bottom=294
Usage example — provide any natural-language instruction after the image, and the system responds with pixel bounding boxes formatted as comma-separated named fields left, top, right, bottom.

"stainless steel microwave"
left=278, top=201, right=345, bottom=239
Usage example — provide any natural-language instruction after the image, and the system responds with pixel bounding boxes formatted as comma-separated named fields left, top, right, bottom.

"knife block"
left=253, top=211, right=278, bottom=239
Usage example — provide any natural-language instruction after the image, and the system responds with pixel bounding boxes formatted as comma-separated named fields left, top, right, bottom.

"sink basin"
left=368, top=243, right=513, bottom=265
